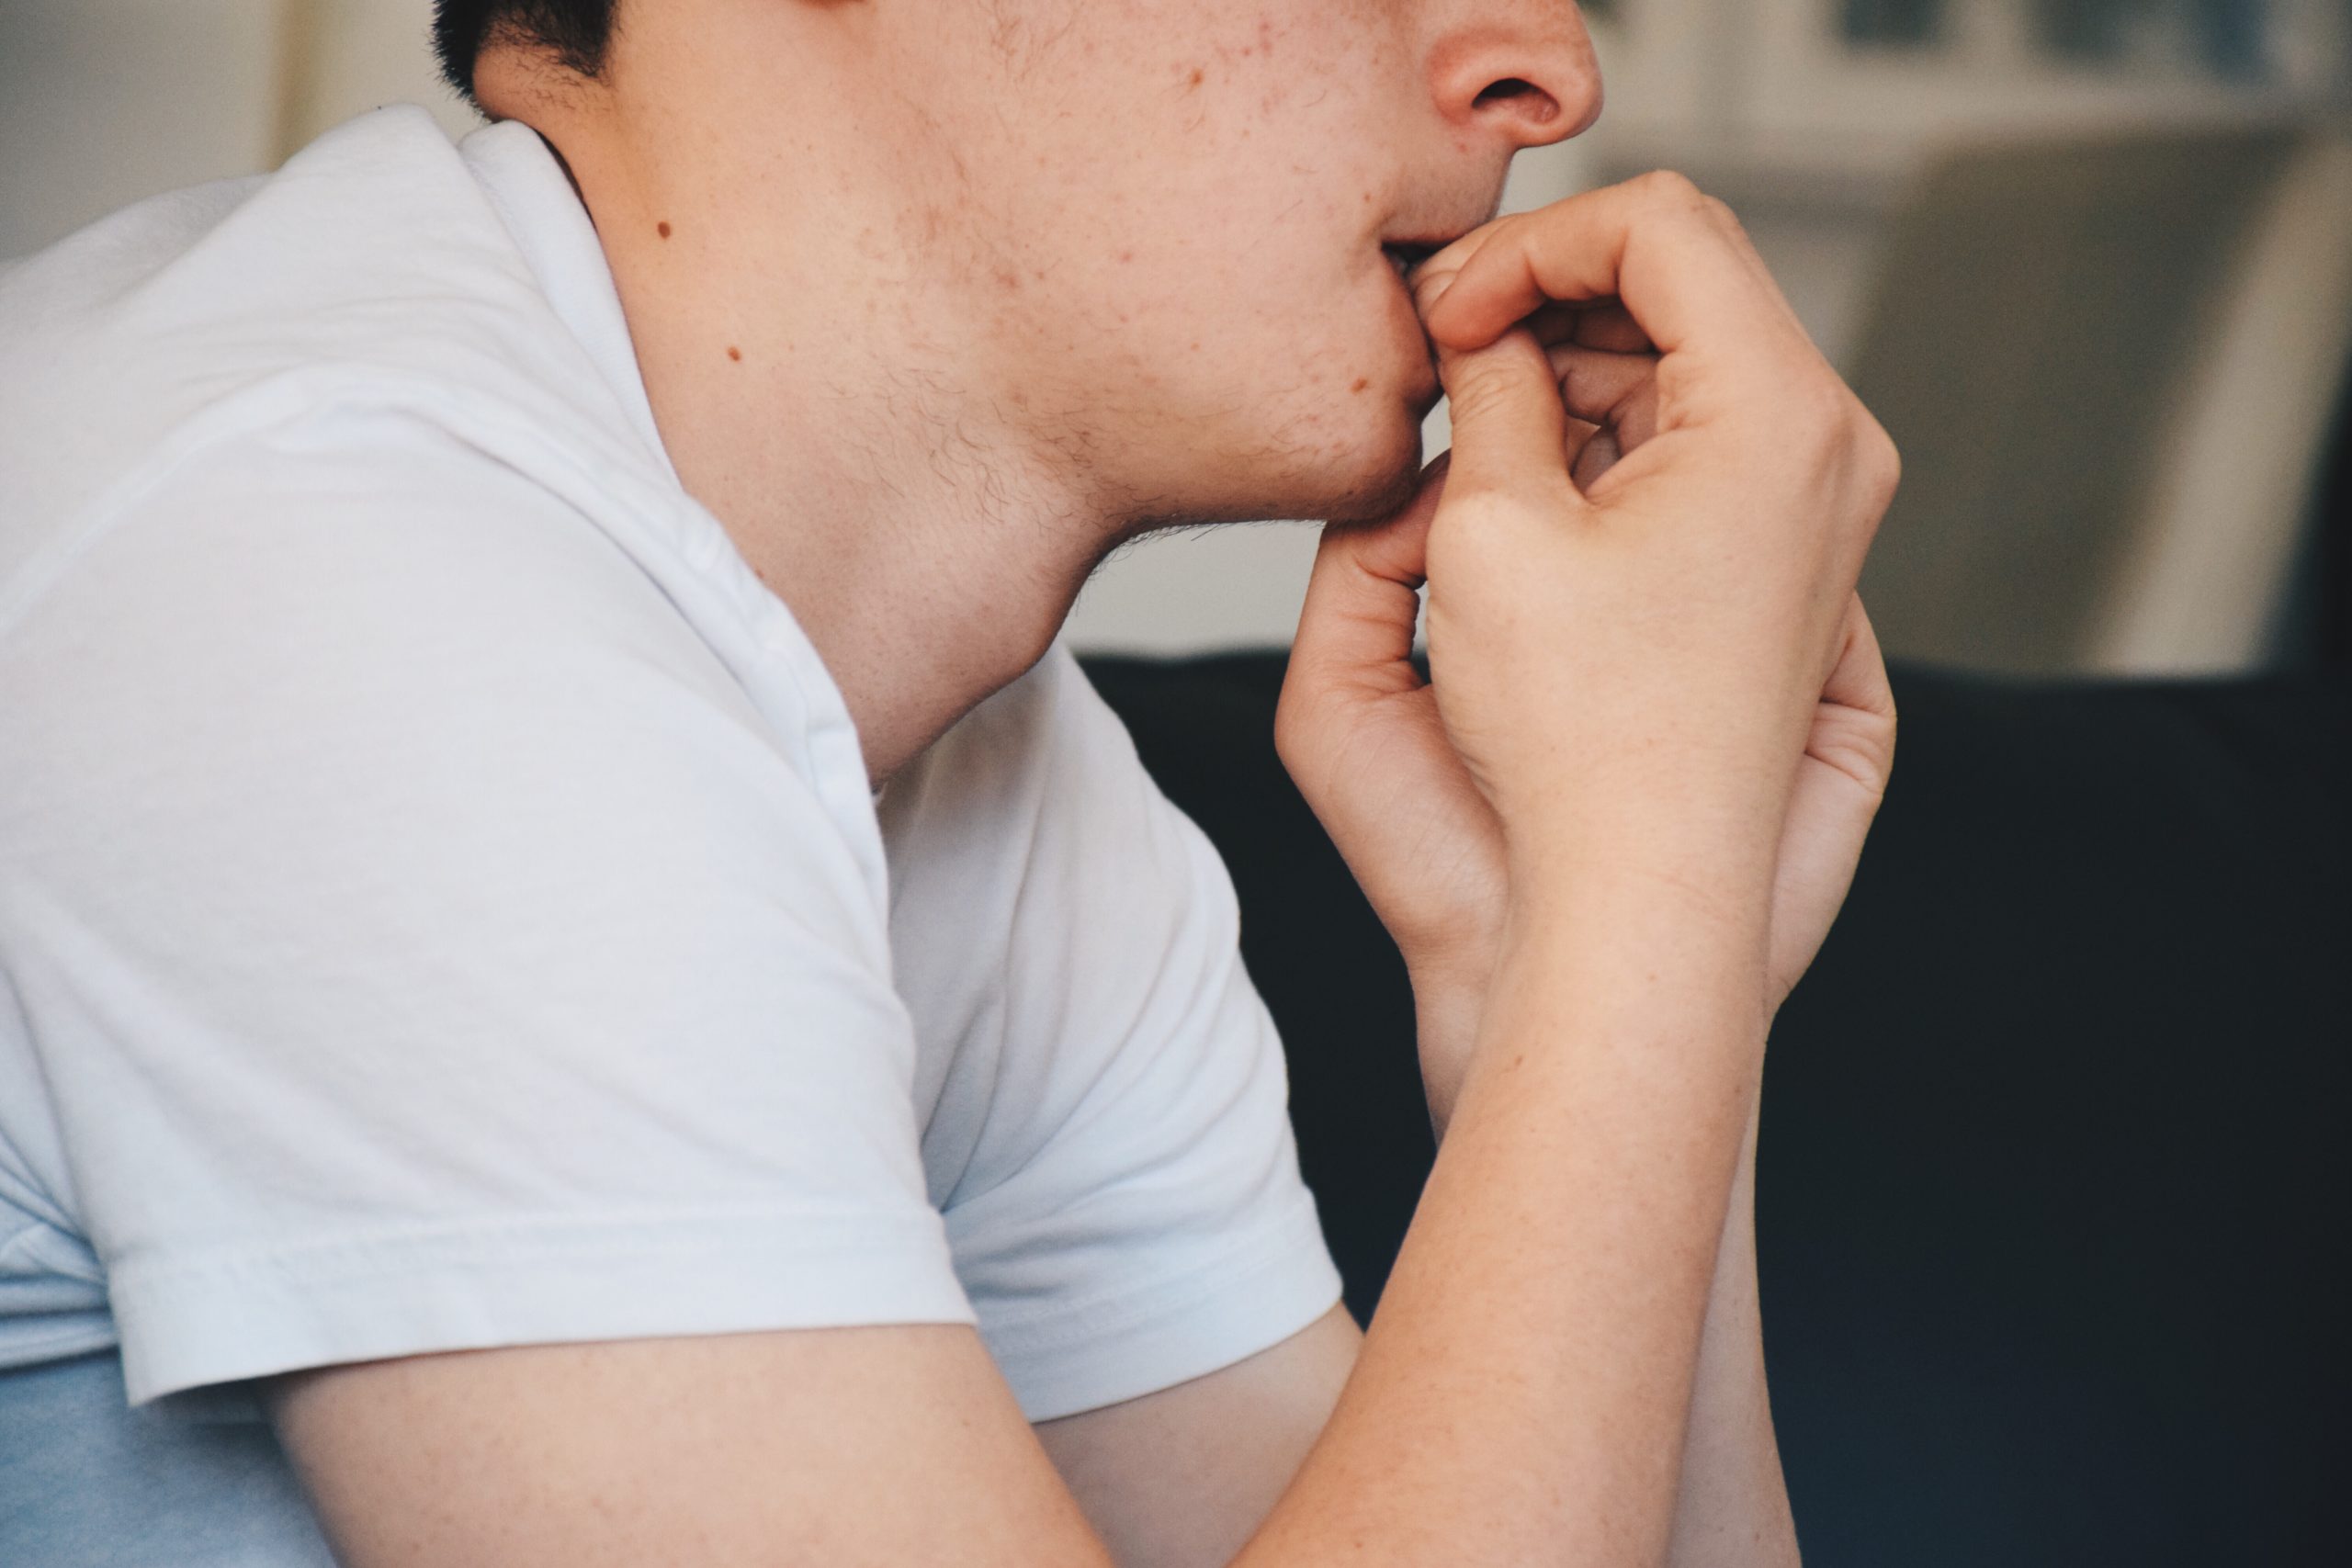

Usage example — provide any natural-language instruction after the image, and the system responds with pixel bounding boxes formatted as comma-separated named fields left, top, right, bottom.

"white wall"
left=1, top=0, right=282, bottom=261
left=0, top=0, right=479, bottom=263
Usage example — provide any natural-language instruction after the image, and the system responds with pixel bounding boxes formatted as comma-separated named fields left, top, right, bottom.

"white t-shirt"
left=0, top=106, right=1340, bottom=1557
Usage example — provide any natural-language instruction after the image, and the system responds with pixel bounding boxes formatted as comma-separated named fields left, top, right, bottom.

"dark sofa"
left=1082, top=652, right=2348, bottom=1567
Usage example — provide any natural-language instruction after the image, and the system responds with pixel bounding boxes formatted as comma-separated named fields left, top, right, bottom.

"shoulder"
left=0, top=398, right=887, bottom=963
left=0, top=107, right=665, bottom=595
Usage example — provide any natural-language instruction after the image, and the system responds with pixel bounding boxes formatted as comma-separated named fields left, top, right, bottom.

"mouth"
left=1380, top=239, right=1443, bottom=285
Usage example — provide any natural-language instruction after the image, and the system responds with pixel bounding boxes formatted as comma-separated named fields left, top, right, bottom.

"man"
left=0, top=0, right=1897, bottom=1563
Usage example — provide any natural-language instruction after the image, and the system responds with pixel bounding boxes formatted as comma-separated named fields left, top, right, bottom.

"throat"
left=704, top=426, right=1103, bottom=787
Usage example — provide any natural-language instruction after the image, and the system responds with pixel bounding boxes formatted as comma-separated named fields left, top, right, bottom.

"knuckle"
left=1442, top=367, right=1519, bottom=427
left=1786, top=372, right=1852, bottom=452
left=1852, top=405, right=1903, bottom=510
left=1631, top=167, right=1704, bottom=212
left=1434, top=479, right=1548, bottom=545
left=1429, top=468, right=1514, bottom=517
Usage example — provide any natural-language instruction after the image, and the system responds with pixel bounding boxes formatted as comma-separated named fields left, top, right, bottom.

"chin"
left=1136, top=368, right=1428, bottom=529
left=1296, top=400, right=1429, bottom=525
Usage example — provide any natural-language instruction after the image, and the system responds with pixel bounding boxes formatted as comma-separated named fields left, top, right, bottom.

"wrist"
left=1499, top=825, right=1778, bottom=954
left=1495, top=764, right=1787, bottom=892
left=1407, top=960, right=1489, bottom=1139
left=1485, top=868, right=1776, bottom=1055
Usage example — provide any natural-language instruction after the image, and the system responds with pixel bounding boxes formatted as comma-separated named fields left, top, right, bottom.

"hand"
left=1275, top=453, right=1507, bottom=1119
left=1276, top=175, right=1899, bottom=1117
left=1276, top=475, right=1893, bottom=1120
left=1496, top=282, right=1898, bottom=1001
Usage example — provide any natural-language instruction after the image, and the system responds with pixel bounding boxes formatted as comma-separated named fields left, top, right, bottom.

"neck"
left=508, top=83, right=1135, bottom=785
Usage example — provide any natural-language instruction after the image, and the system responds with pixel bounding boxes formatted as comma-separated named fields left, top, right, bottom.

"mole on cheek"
left=727, top=345, right=742, bottom=362
left=1351, top=377, right=1370, bottom=392
left=657, top=220, right=673, bottom=239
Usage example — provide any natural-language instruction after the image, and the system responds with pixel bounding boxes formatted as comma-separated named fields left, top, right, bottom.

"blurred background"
left=3, top=0, right=2347, bottom=672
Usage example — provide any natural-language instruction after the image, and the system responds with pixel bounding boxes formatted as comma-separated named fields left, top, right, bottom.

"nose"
left=1426, top=1, right=1603, bottom=152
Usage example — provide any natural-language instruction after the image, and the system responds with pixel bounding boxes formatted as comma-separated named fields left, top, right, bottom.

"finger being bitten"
left=1417, top=174, right=1815, bottom=400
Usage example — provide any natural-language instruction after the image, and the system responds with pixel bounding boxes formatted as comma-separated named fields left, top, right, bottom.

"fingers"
left=1560, top=414, right=1602, bottom=483
left=1525, top=300, right=1650, bottom=354
left=1414, top=173, right=1811, bottom=388
left=1544, top=344, right=1658, bottom=448
left=1798, top=594, right=1897, bottom=798
left=1433, top=328, right=1577, bottom=506
left=1819, top=594, right=1894, bottom=725
left=1288, top=453, right=1450, bottom=688
left=1574, top=302, right=1651, bottom=353
left=1569, top=424, right=1620, bottom=491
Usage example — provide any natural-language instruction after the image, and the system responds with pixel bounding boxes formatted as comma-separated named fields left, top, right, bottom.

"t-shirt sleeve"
left=0, top=420, right=971, bottom=1406
left=897, top=646, right=1345, bottom=1422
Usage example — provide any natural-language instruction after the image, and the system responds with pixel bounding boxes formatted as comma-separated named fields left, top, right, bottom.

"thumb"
left=1434, top=327, right=1573, bottom=502
left=1289, top=452, right=1450, bottom=691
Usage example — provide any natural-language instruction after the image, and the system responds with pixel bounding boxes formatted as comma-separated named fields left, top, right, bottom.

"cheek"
left=1000, top=16, right=1392, bottom=252
left=1123, top=256, right=1354, bottom=397
left=1113, top=237, right=1420, bottom=442
left=963, top=18, right=1408, bottom=403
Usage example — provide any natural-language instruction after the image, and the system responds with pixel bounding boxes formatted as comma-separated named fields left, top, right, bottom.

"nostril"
left=1473, top=77, right=1560, bottom=121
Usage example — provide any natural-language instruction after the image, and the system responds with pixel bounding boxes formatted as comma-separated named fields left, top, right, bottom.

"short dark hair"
left=433, top=0, right=617, bottom=102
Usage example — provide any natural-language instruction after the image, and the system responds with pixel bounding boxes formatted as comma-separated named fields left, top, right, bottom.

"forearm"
left=1666, top=1105, right=1800, bottom=1566
left=1238, top=872, right=1774, bottom=1567
left=1414, top=953, right=1798, bottom=1568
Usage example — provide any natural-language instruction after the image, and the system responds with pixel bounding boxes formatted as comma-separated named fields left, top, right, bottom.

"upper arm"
left=269, top=1323, right=1117, bottom=1568
left=1035, top=1303, right=1362, bottom=1568
left=269, top=1300, right=1359, bottom=1568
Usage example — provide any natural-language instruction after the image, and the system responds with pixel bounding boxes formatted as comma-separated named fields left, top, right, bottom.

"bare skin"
left=480, top=0, right=1599, bottom=784
left=268, top=3, right=1899, bottom=1565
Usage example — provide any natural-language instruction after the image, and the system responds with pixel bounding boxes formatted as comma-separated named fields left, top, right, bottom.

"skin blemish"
left=1351, top=377, right=1370, bottom=392
left=1188, top=67, right=1204, bottom=88
left=1117, top=250, right=1135, bottom=264
left=657, top=220, right=672, bottom=239
left=727, top=345, right=742, bottom=362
